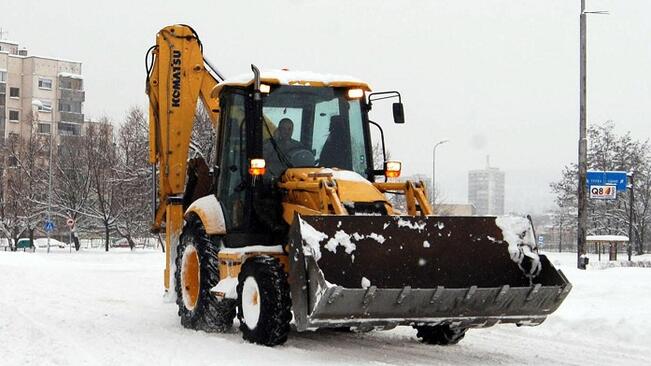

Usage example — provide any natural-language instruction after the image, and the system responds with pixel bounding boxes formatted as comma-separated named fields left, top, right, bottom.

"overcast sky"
left=2, top=0, right=649, bottom=213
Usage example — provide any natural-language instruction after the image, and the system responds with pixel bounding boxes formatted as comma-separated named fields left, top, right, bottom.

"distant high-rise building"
left=467, top=156, right=505, bottom=215
left=0, top=39, right=85, bottom=145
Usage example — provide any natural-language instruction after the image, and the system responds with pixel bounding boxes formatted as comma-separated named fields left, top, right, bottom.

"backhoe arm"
left=146, top=24, right=220, bottom=290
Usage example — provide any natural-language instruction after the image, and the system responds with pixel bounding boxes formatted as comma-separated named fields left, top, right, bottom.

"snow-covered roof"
left=58, top=72, right=83, bottom=79
left=586, top=235, right=629, bottom=242
left=8, top=54, right=81, bottom=64
left=212, top=69, right=370, bottom=97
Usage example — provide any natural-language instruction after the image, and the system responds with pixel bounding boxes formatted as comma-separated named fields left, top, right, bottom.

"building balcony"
left=59, top=111, right=84, bottom=123
left=57, top=88, right=85, bottom=102
left=58, top=122, right=82, bottom=136
left=58, top=75, right=83, bottom=90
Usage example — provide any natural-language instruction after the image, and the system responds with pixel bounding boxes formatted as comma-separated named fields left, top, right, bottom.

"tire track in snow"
left=0, top=286, right=101, bottom=365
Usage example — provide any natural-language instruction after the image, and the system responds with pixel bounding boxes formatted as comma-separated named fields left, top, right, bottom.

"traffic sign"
left=44, top=220, right=55, bottom=232
left=587, top=171, right=628, bottom=191
left=538, top=235, right=544, bottom=246
left=66, top=218, right=75, bottom=228
left=590, top=185, right=617, bottom=200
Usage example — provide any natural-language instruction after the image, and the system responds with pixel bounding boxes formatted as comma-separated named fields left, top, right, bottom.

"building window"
left=9, top=110, right=19, bottom=122
left=38, top=78, right=53, bottom=90
left=9, top=87, right=19, bottom=98
left=37, top=123, right=51, bottom=134
left=38, top=100, right=52, bottom=113
left=0, top=71, right=7, bottom=82
left=58, top=121, right=82, bottom=136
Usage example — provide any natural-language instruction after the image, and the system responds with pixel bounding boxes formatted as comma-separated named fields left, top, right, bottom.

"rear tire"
left=175, top=214, right=235, bottom=332
left=414, top=324, right=467, bottom=345
left=237, top=256, right=292, bottom=346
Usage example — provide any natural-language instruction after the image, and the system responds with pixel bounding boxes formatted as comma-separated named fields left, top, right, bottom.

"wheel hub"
left=242, top=276, right=261, bottom=329
left=181, top=245, right=201, bottom=311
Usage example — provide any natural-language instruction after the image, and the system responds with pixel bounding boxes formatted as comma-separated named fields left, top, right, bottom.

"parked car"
left=111, top=238, right=130, bottom=248
left=34, top=238, right=67, bottom=249
left=14, top=238, right=36, bottom=252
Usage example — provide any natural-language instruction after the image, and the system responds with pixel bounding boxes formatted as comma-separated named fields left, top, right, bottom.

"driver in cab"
left=263, top=118, right=309, bottom=179
left=272, top=118, right=302, bottom=152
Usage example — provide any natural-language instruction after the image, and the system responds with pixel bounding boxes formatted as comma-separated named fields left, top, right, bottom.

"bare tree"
left=84, top=118, right=120, bottom=251
left=114, top=107, right=152, bottom=250
left=1, top=113, right=50, bottom=248
left=53, top=135, right=92, bottom=250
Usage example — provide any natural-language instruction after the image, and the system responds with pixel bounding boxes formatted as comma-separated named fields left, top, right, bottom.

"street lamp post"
left=431, top=139, right=449, bottom=207
left=577, top=0, right=608, bottom=269
left=32, top=100, right=53, bottom=254
left=46, top=118, right=53, bottom=254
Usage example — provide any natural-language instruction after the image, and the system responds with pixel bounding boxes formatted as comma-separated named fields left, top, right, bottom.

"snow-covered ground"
left=0, top=249, right=649, bottom=366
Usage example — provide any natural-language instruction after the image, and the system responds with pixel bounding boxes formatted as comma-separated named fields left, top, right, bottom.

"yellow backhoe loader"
left=146, top=24, right=571, bottom=346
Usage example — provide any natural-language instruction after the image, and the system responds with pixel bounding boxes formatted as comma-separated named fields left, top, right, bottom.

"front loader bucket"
left=287, top=215, right=571, bottom=331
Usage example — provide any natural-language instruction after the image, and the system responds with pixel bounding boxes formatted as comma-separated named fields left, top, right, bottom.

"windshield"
left=262, top=85, right=368, bottom=179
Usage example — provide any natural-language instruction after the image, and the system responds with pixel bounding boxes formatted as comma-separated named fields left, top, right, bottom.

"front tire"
left=414, top=324, right=467, bottom=345
left=175, top=214, right=235, bottom=332
left=237, top=256, right=291, bottom=346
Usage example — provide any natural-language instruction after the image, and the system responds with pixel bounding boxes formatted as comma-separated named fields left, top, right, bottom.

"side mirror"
left=392, top=103, right=405, bottom=124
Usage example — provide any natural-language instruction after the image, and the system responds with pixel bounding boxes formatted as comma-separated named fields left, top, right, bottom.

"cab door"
left=216, top=91, right=248, bottom=231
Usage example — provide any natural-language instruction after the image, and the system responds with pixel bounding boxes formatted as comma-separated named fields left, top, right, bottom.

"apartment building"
left=467, top=156, right=505, bottom=215
left=0, top=39, right=85, bottom=147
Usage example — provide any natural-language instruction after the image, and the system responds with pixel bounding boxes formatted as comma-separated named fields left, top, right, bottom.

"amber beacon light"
left=384, top=161, right=402, bottom=178
left=249, top=158, right=266, bottom=176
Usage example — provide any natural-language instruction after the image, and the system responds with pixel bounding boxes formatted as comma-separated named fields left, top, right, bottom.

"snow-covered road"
left=1, top=250, right=649, bottom=365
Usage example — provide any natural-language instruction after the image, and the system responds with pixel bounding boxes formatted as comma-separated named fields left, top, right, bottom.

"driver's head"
left=277, top=118, right=294, bottom=141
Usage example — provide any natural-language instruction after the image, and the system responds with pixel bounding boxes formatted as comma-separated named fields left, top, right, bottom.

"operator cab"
left=212, top=71, right=376, bottom=245
left=261, top=85, right=370, bottom=180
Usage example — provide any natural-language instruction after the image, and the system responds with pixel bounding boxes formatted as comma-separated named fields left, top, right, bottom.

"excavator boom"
left=146, top=24, right=220, bottom=289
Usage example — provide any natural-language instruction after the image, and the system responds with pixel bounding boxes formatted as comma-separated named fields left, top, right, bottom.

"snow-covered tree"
left=191, top=102, right=216, bottom=166
left=53, top=135, right=92, bottom=250
left=550, top=121, right=651, bottom=254
left=114, top=107, right=153, bottom=249
left=0, top=112, right=50, bottom=249
left=84, top=118, right=120, bottom=251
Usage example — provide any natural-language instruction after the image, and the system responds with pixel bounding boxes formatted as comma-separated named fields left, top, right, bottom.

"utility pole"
left=577, top=0, right=608, bottom=269
left=577, top=0, right=588, bottom=269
